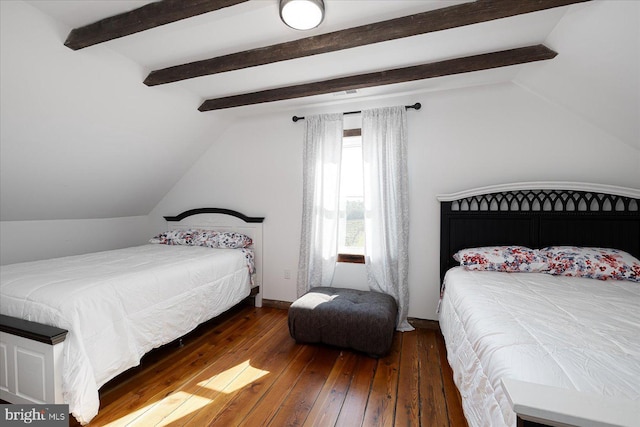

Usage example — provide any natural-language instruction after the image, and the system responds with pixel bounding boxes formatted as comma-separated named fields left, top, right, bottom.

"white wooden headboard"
left=164, top=208, right=265, bottom=307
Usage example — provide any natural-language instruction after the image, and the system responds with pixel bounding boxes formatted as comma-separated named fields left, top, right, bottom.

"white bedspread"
left=0, top=244, right=251, bottom=424
left=439, top=267, right=640, bottom=427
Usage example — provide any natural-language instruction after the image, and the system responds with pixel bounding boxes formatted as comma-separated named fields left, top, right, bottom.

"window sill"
left=337, top=254, right=365, bottom=264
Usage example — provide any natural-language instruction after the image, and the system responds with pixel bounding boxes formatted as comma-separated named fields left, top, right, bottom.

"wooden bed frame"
left=0, top=208, right=264, bottom=408
left=437, top=182, right=640, bottom=427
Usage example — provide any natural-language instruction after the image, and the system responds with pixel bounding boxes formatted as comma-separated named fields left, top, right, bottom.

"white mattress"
left=439, top=267, right=640, bottom=427
left=0, top=244, right=251, bottom=424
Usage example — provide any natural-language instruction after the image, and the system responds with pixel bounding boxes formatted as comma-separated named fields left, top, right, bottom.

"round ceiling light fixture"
left=279, top=0, right=325, bottom=31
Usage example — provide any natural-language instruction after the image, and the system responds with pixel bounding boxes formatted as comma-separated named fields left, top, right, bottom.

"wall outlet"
left=284, top=269, right=291, bottom=279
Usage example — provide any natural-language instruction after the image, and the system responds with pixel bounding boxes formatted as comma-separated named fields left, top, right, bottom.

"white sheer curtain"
left=297, top=113, right=344, bottom=297
left=362, top=106, right=413, bottom=331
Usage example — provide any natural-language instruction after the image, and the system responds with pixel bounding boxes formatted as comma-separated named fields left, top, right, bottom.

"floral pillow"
left=454, top=246, right=549, bottom=273
left=220, top=232, right=253, bottom=249
left=543, top=246, right=640, bottom=282
left=149, top=229, right=197, bottom=246
left=194, top=230, right=253, bottom=249
left=150, top=229, right=252, bottom=249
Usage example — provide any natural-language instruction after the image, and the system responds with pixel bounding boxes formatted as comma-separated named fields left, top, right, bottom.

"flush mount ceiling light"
left=279, top=0, right=325, bottom=30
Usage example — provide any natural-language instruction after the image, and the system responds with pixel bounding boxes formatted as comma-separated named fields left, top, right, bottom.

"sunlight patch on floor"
left=102, top=391, right=214, bottom=426
left=198, top=359, right=270, bottom=393
left=102, top=360, right=270, bottom=426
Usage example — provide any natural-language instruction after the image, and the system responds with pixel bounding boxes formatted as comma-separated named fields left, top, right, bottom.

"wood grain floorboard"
left=418, top=328, right=450, bottom=427
left=395, top=331, right=420, bottom=426
left=69, top=305, right=467, bottom=426
left=362, top=333, right=402, bottom=427
left=302, top=351, right=358, bottom=427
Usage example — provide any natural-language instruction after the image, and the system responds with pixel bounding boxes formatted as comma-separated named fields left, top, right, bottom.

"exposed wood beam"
left=198, top=45, right=557, bottom=111
left=64, top=0, right=249, bottom=50
left=146, top=0, right=587, bottom=86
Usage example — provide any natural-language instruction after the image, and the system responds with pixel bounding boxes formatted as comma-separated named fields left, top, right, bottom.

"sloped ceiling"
left=515, top=0, right=639, bottom=150
left=1, top=0, right=637, bottom=222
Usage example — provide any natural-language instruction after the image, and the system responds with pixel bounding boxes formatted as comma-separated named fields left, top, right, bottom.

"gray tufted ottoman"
left=288, top=287, right=398, bottom=357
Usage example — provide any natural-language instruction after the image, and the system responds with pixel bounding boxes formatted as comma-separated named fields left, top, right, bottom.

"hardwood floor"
left=71, top=305, right=468, bottom=426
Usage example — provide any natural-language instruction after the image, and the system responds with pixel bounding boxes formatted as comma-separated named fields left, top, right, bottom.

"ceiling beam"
left=146, top=0, right=587, bottom=86
left=198, top=45, right=557, bottom=111
left=64, top=0, right=249, bottom=50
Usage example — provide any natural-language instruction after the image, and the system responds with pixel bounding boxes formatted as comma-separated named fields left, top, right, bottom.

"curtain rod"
left=291, top=102, right=421, bottom=122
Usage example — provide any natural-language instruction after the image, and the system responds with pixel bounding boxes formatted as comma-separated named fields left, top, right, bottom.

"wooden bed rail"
left=0, top=315, right=68, bottom=345
left=0, top=315, right=67, bottom=404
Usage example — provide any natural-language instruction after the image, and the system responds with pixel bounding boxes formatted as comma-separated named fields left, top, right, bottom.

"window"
left=338, top=129, right=365, bottom=263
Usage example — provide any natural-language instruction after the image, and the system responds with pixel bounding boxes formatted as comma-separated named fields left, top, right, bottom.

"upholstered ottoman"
left=288, top=287, right=397, bottom=357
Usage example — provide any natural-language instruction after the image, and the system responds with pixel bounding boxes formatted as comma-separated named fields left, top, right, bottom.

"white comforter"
left=0, top=244, right=251, bottom=424
left=439, top=267, right=640, bottom=427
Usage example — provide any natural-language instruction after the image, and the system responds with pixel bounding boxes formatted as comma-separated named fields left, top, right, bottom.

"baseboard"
left=408, top=317, right=440, bottom=330
left=262, top=299, right=291, bottom=310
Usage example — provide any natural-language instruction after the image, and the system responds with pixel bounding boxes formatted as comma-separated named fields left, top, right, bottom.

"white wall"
left=0, top=1, right=236, bottom=221
left=0, top=216, right=152, bottom=265
left=515, top=0, right=639, bottom=150
left=150, top=82, right=640, bottom=320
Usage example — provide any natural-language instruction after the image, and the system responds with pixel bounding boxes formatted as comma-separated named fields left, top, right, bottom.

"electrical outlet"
left=284, top=269, right=291, bottom=279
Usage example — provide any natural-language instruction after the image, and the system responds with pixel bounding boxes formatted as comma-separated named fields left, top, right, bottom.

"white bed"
left=437, top=183, right=640, bottom=427
left=439, top=267, right=640, bottom=427
left=0, top=208, right=264, bottom=425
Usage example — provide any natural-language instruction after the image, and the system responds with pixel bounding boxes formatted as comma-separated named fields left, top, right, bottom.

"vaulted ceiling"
left=1, top=0, right=638, bottom=221
left=26, top=0, right=583, bottom=112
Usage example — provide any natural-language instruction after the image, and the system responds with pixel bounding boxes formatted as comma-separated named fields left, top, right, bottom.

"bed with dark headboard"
left=437, top=182, right=640, bottom=427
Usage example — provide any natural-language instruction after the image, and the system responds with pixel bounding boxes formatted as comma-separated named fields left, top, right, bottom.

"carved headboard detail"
left=450, top=189, right=638, bottom=213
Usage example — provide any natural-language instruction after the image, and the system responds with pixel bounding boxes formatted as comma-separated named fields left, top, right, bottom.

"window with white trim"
left=338, top=129, right=365, bottom=263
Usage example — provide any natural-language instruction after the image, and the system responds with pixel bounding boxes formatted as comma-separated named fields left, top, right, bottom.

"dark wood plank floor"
left=70, top=305, right=467, bottom=426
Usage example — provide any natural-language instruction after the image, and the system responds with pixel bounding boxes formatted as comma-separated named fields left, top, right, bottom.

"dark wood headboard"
left=439, top=184, right=640, bottom=282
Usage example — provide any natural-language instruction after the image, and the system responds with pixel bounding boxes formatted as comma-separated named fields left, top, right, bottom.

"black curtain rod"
left=292, top=102, right=421, bottom=122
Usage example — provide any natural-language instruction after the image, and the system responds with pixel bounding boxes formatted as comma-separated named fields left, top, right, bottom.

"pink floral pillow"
left=543, top=246, right=640, bottom=282
left=453, top=246, right=549, bottom=273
